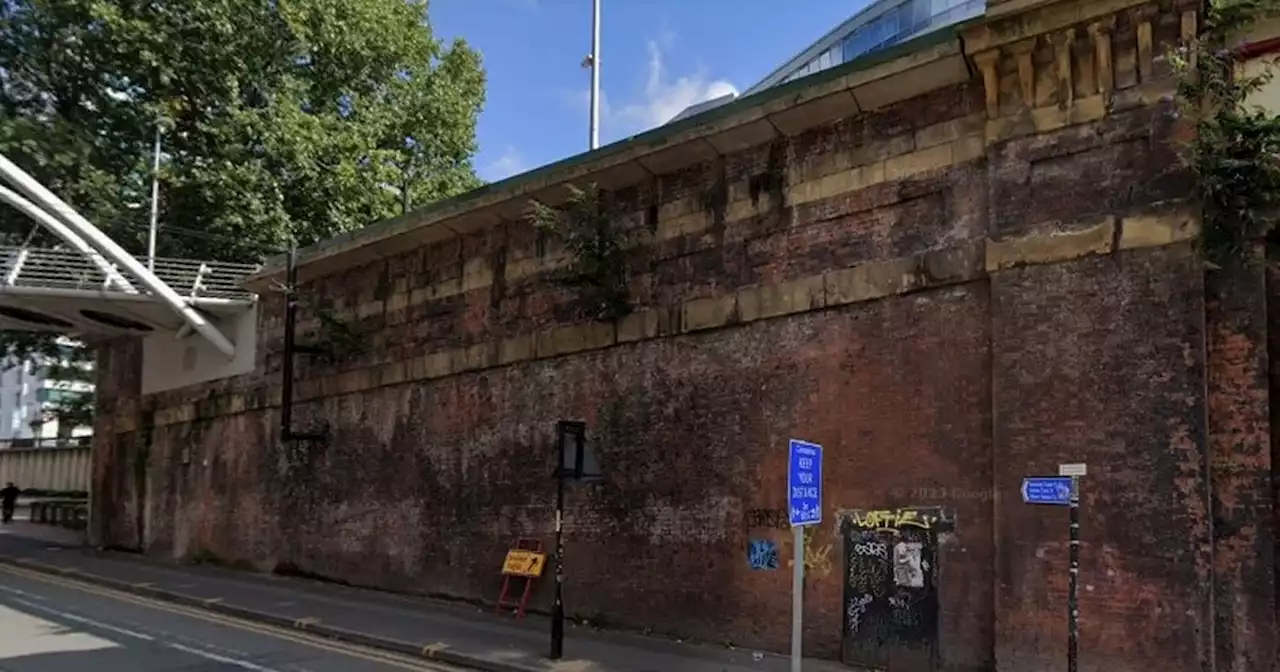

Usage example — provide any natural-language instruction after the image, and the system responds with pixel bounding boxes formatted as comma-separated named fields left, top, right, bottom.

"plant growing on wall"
left=314, top=308, right=364, bottom=361
left=1171, top=0, right=1280, bottom=267
left=528, top=184, right=631, bottom=320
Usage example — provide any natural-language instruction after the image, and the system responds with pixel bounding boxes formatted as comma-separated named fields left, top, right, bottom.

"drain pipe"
left=280, top=243, right=298, bottom=443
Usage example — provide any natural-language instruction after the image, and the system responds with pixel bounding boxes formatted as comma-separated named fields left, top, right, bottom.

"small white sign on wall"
left=1058, top=463, right=1088, bottom=477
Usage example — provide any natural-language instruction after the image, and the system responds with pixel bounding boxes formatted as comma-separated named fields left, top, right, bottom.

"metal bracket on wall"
left=279, top=243, right=329, bottom=445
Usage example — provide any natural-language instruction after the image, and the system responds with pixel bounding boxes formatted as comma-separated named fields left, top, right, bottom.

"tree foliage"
left=1171, top=0, right=1280, bottom=266
left=0, top=0, right=486, bottom=424
left=529, top=185, right=632, bottom=321
left=1, top=0, right=485, bottom=259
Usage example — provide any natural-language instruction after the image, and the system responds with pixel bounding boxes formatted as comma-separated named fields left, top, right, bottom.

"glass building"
left=747, top=0, right=985, bottom=96
left=667, top=0, right=985, bottom=124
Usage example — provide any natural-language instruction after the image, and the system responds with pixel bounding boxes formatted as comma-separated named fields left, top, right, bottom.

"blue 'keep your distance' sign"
left=788, top=439, right=823, bottom=526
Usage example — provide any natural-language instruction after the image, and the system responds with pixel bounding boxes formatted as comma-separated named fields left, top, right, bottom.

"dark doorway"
left=840, top=507, right=950, bottom=670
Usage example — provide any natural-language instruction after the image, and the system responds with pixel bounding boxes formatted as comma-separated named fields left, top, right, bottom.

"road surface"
left=0, top=562, right=459, bottom=671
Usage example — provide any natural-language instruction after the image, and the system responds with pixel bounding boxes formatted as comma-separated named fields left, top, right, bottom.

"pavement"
left=0, top=524, right=845, bottom=672
left=0, top=555, right=463, bottom=671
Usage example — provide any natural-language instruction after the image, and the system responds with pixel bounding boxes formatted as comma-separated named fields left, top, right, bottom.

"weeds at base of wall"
left=272, top=560, right=355, bottom=586
left=1172, top=0, right=1280, bottom=268
left=185, top=547, right=256, bottom=572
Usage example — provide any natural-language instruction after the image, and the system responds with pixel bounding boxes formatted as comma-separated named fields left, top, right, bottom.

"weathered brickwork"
left=90, top=0, right=1278, bottom=670
left=991, top=245, right=1210, bottom=670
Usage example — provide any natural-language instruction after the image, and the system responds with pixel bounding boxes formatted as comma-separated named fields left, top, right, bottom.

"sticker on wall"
left=893, top=541, right=924, bottom=588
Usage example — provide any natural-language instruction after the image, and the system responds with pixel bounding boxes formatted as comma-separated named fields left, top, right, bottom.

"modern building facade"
left=668, top=0, right=986, bottom=124
left=744, top=0, right=986, bottom=96
left=0, top=337, right=93, bottom=444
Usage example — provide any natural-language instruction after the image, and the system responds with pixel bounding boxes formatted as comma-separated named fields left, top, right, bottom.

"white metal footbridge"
left=0, top=154, right=262, bottom=392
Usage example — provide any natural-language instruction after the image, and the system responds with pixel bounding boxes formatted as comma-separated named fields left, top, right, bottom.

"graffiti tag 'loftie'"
left=848, top=508, right=936, bottom=531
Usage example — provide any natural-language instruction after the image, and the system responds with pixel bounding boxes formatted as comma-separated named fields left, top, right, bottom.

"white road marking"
left=166, top=641, right=285, bottom=671
left=0, top=583, right=46, bottom=601
left=4, top=594, right=286, bottom=671
left=13, top=597, right=154, bottom=640
left=0, top=566, right=434, bottom=671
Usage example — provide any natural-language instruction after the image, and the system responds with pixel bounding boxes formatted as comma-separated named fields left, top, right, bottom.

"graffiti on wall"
left=846, top=507, right=946, bottom=532
left=847, top=593, right=874, bottom=633
left=848, top=539, right=891, bottom=598
left=779, top=525, right=834, bottom=578
left=838, top=507, right=949, bottom=669
left=742, top=506, right=835, bottom=578
left=744, top=507, right=789, bottom=530
left=747, top=539, right=779, bottom=570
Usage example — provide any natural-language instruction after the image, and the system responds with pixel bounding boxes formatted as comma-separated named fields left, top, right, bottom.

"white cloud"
left=484, top=147, right=526, bottom=181
left=561, top=39, right=737, bottom=142
left=615, top=41, right=737, bottom=131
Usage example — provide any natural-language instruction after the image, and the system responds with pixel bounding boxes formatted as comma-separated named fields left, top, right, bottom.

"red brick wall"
left=991, top=245, right=1211, bottom=670
left=90, top=6, right=1280, bottom=670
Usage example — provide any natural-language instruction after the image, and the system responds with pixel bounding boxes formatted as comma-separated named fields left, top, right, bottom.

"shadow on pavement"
left=0, top=593, right=177, bottom=672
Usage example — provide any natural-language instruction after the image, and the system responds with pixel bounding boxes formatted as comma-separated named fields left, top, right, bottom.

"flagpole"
left=147, top=124, right=161, bottom=271
left=589, top=0, right=601, bottom=150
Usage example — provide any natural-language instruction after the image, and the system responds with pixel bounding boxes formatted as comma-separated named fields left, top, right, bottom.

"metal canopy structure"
left=0, top=153, right=260, bottom=358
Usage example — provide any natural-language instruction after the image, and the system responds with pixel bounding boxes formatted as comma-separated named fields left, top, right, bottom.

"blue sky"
left=430, top=1, right=867, bottom=182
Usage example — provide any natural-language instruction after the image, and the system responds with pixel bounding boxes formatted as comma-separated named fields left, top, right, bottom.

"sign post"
left=549, top=421, right=602, bottom=661
left=787, top=439, right=823, bottom=672
left=1058, top=463, right=1086, bottom=672
left=1021, top=463, right=1086, bottom=672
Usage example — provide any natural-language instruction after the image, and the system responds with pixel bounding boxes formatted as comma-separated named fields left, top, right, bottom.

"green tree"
left=1170, top=0, right=1280, bottom=267
left=1, top=0, right=485, bottom=257
left=0, top=0, right=486, bottom=423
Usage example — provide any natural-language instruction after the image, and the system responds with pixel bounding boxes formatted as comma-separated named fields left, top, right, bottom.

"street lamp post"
left=589, top=0, right=601, bottom=151
left=146, top=126, right=161, bottom=271
left=550, top=420, right=601, bottom=660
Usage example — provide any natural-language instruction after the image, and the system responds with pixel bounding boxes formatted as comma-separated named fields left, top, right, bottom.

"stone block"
left=499, top=335, right=535, bottom=364
left=737, top=276, right=827, bottom=323
left=986, top=216, right=1116, bottom=271
left=1119, top=210, right=1199, bottom=250
left=682, top=295, right=737, bottom=332
left=617, top=310, right=660, bottom=344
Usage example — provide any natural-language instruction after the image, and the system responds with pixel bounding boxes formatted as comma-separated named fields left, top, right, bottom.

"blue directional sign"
left=788, top=439, right=823, bottom=526
left=1021, top=476, right=1074, bottom=506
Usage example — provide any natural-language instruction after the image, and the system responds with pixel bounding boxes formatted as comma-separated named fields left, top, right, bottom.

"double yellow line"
left=0, top=563, right=456, bottom=671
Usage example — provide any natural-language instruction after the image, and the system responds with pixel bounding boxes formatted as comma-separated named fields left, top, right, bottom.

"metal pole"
left=791, top=525, right=804, bottom=672
left=1068, top=476, right=1080, bottom=672
left=147, top=125, right=161, bottom=271
left=588, top=0, right=601, bottom=150
left=280, top=244, right=298, bottom=444
left=550, top=470, right=565, bottom=659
